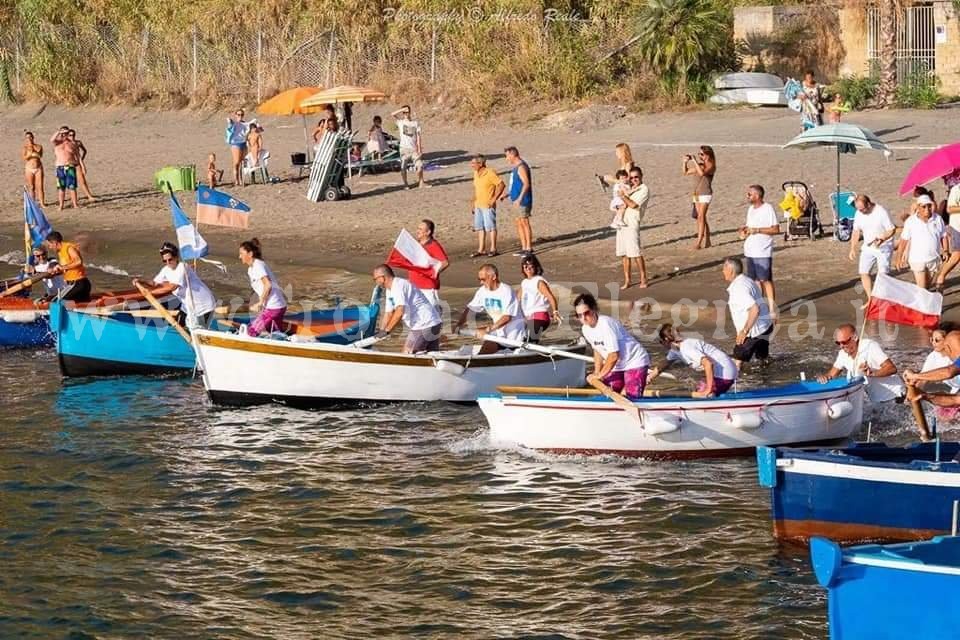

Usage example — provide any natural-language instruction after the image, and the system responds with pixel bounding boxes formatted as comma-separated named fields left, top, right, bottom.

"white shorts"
left=400, top=150, right=423, bottom=171
left=696, top=195, right=713, bottom=204
left=910, top=258, right=941, bottom=275
left=858, top=249, right=891, bottom=275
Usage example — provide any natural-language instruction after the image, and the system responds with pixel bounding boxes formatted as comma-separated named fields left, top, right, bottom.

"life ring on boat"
left=643, top=413, right=680, bottom=436
left=827, top=400, right=853, bottom=420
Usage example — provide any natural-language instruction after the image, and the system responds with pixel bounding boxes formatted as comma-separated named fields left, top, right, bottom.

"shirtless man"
left=22, top=131, right=45, bottom=205
left=51, top=126, right=80, bottom=210
left=67, top=129, right=95, bottom=202
left=247, top=124, right=263, bottom=168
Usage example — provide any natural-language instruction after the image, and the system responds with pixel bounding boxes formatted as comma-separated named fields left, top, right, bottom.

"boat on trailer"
left=758, top=441, right=960, bottom=543
left=192, top=329, right=588, bottom=407
left=51, top=297, right=380, bottom=377
left=479, top=378, right=865, bottom=459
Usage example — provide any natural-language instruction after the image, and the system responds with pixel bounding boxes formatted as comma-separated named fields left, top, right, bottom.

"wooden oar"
left=459, top=329, right=593, bottom=362
left=588, top=375, right=641, bottom=421
left=134, top=282, right=192, bottom=343
left=353, top=334, right=386, bottom=349
left=0, top=273, right=46, bottom=298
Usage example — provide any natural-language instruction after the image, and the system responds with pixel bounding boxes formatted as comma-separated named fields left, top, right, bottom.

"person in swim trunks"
left=51, top=127, right=79, bottom=210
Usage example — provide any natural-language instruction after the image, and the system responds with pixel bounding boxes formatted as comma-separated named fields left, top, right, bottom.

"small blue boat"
left=811, top=535, right=960, bottom=639
left=758, top=442, right=960, bottom=543
left=50, top=296, right=380, bottom=377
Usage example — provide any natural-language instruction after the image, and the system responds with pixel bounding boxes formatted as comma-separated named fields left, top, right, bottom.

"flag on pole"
left=386, top=229, right=442, bottom=279
left=865, top=273, right=942, bottom=329
left=24, top=191, right=52, bottom=249
left=196, top=186, right=251, bottom=229
left=170, top=192, right=209, bottom=260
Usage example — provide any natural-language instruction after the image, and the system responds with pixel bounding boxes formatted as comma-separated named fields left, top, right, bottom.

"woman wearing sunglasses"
left=574, top=292, right=650, bottom=400
left=518, top=254, right=561, bottom=343
left=133, top=242, right=218, bottom=328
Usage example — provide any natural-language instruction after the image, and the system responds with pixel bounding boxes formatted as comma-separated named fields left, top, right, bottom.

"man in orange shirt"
left=470, top=154, right=505, bottom=257
left=44, top=231, right=92, bottom=301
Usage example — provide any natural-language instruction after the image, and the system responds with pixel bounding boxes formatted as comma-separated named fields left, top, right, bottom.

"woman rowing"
left=239, top=238, right=287, bottom=337
left=132, top=242, right=218, bottom=328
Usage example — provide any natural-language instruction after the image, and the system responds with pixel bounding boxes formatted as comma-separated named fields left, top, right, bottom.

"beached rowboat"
left=52, top=298, right=379, bottom=377
left=0, top=289, right=148, bottom=348
left=479, top=378, right=865, bottom=459
left=192, top=329, right=588, bottom=406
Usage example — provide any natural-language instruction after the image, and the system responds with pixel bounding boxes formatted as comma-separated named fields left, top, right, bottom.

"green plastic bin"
left=154, top=165, right=196, bottom=192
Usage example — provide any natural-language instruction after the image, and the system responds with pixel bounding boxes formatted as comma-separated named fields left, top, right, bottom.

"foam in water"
left=88, top=263, right=130, bottom=277
left=0, top=250, right=25, bottom=265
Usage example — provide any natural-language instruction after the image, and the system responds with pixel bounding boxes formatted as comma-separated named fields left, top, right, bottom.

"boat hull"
left=479, top=379, right=864, bottom=459
left=0, top=311, right=52, bottom=347
left=759, top=442, right=960, bottom=543
left=811, top=535, right=960, bottom=639
left=52, top=302, right=379, bottom=377
left=193, top=330, right=588, bottom=405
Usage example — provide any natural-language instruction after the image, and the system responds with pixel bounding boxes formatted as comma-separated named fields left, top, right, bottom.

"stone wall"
left=933, top=1, right=960, bottom=95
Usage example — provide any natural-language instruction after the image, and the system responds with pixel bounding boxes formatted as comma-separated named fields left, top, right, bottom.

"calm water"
left=0, top=320, right=943, bottom=639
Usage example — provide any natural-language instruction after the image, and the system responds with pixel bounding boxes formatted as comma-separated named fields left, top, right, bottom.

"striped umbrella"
left=300, top=85, right=387, bottom=108
left=783, top=124, right=891, bottom=198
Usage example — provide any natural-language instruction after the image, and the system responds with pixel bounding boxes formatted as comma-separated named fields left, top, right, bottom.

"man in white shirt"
left=573, top=292, right=650, bottom=399
left=816, top=323, right=903, bottom=404
left=453, top=263, right=526, bottom=354
left=740, top=184, right=780, bottom=318
left=651, top=324, right=738, bottom=397
left=133, top=242, right=218, bottom=328
left=373, top=264, right=442, bottom=353
left=849, top=194, right=896, bottom=298
left=897, top=195, right=946, bottom=289
left=722, top=257, right=774, bottom=368
left=391, top=105, right=428, bottom=189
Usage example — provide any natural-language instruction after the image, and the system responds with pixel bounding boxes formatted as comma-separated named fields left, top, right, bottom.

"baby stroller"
left=780, top=181, right=824, bottom=241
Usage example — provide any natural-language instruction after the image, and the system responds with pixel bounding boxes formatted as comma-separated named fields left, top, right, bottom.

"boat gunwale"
left=193, top=330, right=588, bottom=368
left=772, top=442, right=960, bottom=473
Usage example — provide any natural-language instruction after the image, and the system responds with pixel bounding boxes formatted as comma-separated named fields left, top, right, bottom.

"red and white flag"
left=865, top=273, right=942, bottom=329
left=386, top=229, right=442, bottom=279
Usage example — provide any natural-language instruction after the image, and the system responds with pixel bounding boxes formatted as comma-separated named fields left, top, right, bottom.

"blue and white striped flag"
left=24, top=190, right=52, bottom=249
left=169, top=192, right=209, bottom=261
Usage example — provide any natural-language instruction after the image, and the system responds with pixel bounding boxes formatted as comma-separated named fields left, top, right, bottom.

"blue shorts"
left=230, top=142, right=247, bottom=150
left=746, top=256, right=773, bottom=282
left=473, top=207, right=497, bottom=232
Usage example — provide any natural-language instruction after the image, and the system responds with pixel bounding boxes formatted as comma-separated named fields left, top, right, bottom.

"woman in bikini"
left=22, top=131, right=45, bottom=205
left=683, top=145, right=717, bottom=250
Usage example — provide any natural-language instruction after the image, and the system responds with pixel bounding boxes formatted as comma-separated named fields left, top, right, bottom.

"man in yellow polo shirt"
left=470, top=154, right=505, bottom=258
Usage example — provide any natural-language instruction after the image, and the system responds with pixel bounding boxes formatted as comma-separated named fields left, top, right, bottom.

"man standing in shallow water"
left=51, top=126, right=80, bottom=210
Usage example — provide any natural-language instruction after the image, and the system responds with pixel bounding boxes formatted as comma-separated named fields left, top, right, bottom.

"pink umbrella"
left=899, top=142, right=960, bottom=195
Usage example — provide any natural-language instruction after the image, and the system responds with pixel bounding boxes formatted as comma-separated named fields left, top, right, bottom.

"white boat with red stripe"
left=480, top=378, right=865, bottom=459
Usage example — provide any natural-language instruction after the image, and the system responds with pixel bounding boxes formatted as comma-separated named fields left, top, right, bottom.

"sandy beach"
left=2, top=102, right=956, bottom=342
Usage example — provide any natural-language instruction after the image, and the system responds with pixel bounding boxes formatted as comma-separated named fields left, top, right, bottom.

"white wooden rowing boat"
left=479, top=378, right=865, bottom=459
left=192, top=329, right=587, bottom=406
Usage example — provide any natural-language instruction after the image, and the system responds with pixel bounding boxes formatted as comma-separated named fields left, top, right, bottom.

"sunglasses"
left=575, top=310, right=591, bottom=319
left=932, top=336, right=945, bottom=343
left=835, top=337, right=854, bottom=346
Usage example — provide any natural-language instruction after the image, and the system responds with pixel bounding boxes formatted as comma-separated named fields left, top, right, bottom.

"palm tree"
left=875, top=0, right=898, bottom=107
left=634, top=0, right=733, bottom=100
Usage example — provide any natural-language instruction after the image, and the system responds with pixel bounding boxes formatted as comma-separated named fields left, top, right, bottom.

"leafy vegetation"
left=895, top=69, right=940, bottom=109
left=830, top=75, right=878, bottom=111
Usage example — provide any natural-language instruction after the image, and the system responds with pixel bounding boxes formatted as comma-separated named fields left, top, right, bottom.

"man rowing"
left=574, top=292, right=650, bottom=400
left=650, top=323, right=739, bottom=398
left=373, top=264, right=443, bottom=353
left=816, top=323, right=903, bottom=404
left=453, top=264, right=526, bottom=355
left=132, top=242, right=218, bottom=328
left=43, top=231, right=91, bottom=302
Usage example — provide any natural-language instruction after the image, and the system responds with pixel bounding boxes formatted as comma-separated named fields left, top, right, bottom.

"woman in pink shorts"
left=239, top=238, right=288, bottom=337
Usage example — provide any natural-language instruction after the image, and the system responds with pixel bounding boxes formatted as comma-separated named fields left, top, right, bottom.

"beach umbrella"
left=898, top=142, right=960, bottom=196
left=783, top=123, right=891, bottom=197
left=300, top=85, right=387, bottom=109
left=255, top=86, right=326, bottom=156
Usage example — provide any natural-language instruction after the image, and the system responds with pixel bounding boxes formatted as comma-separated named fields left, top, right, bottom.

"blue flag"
left=169, top=192, right=209, bottom=260
left=24, top=191, right=52, bottom=249
left=196, top=185, right=251, bottom=229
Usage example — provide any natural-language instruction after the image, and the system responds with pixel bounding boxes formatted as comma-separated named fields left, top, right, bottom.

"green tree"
left=634, top=0, right=734, bottom=100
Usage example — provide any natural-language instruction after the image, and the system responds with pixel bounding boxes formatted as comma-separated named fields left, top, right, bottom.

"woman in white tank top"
left=518, top=255, right=561, bottom=342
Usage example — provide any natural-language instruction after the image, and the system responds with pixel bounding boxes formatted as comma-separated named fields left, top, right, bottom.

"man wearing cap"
left=897, top=194, right=946, bottom=289
left=133, top=242, right=218, bottom=328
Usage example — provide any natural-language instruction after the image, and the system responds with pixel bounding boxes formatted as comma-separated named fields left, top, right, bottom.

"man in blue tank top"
left=502, top=146, right=534, bottom=256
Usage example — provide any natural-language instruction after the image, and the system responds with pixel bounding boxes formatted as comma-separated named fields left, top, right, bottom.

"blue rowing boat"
left=811, top=535, right=960, bottom=639
left=758, top=441, right=960, bottom=543
left=50, top=296, right=380, bottom=377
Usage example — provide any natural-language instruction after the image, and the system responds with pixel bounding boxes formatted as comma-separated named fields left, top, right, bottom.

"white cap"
left=916, top=194, right=934, bottom=206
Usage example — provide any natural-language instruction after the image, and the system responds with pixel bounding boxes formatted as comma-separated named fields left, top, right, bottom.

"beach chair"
left=306, top=130, right=353, bottom=202
left=243, top=150, right=270, bottom=184
left=830, top=190, right=857, bottom=242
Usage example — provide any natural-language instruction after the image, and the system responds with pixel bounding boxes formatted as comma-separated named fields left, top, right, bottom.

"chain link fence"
left=4, top=21, right=449, bottom=105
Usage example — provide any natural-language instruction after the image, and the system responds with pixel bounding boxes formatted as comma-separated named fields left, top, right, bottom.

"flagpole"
left=22, top=189, right=31, bottom=275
